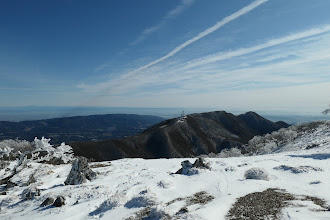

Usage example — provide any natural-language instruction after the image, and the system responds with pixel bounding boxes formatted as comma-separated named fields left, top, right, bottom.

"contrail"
left=181, top=24, right=330, bottom=69
left=134, top=0, right=270, bottom=73
left=78, top=0, right=270, bottom=105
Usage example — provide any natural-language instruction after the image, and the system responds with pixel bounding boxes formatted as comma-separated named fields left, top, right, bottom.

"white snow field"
left=0, top=122, right=330, bottom=219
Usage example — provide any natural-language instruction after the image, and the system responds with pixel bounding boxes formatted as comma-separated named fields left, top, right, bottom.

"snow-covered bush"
left=0, top=137, right=73, bottom=164
left=218, top=147, right=242, bottom=158
left=245, top=126, right=298, bottom=154
left=0, top=139, right=32, bottom=159
left=33, top=137, right=73, bottom=164
left=245, top=121, right=330, bottom=155
left=244, top=167, right=269, bottom=181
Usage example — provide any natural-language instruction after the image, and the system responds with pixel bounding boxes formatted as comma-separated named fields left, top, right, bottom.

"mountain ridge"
left=70, top=111, right=288, bottom=161
left=0, top=114, right=164, bottom=144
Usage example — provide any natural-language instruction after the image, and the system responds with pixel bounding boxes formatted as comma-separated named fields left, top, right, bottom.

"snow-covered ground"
left=1, top=123, right=330, bottom=219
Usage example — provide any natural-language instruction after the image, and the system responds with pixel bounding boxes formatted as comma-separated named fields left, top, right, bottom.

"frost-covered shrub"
left=245, top=126, right=299, bottom=155
left=0, top=139, right=32, bottom=159
left=124, top=190, right=156, bottom=208
left=0, top=137, right=73, bottom=164
left=157, top=180, right=172, bottom=189
left=245, top=121, right=330, bottom=155
left=244, top=167, right=269, bottom=181
left=33, top=137, right=73, bottom=164
left=274, top=165, right=322, bottom=173
left=218, top=147, right=242, bottom=158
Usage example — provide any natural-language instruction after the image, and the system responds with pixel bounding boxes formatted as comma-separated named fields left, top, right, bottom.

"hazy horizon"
left=0, top=105, right=329, bottom=124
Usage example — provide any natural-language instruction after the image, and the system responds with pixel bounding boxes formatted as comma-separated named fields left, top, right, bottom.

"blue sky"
left=1, top=0, right=330, bottom=114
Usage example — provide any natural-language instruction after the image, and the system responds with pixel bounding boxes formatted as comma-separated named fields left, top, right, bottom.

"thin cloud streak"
left=181, top=24, right=330, bottom=70
left=133, top=0, right=269, bottom=72
left=79, top=24, right=330, bottom=96
left=83, top=0, right=269, bottom=97
left=131, top=0, right=195, bottom=45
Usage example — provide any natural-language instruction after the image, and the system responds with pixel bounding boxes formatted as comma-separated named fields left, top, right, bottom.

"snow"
left=1, top=122, right=330, bottom=219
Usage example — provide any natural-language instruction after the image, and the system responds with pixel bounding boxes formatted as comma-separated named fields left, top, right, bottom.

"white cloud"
left=93, top=63, right=109, bottom=73
left=130, top=0, right=195, bottom=45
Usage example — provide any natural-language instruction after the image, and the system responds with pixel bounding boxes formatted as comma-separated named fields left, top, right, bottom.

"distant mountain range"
left=70, top=111, right=289, bottom=161
left=0, top=114, right=164, bottom=144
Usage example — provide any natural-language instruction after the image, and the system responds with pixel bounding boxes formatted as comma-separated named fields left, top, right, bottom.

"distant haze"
left=0, top=106, right=329, bottom=124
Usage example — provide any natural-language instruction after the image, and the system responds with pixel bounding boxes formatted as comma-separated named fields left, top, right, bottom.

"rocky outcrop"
left=64, top=157, right=96, bottom=185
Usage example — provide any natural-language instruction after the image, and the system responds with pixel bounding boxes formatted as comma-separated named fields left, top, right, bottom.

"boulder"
left=193, top=157, right=211, bottom=169
left=40, top=197, right=55, bottom=207
left=52, top=196, right=65, bottom=207
left=64, top=157, right=96, bottom=185
left=175, top=158, right=211, bottom=175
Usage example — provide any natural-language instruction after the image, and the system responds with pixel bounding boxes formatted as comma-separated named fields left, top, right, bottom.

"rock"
left=175, top=160, right=193, bottom=175
left=46, top=157, right=65, bottom=165
left=40, top=197, right=55, bottom=207
left=52, top=196, right=65, bottom=207
left=193, top=157, right=211, bottom=169
left=175, top=158, right=211, bottom=175
left=22, top=186, right=41, bottom=200
left=64, top=157, right=96, bottom=185
left=176, top=207, right=189, bottom=215
left=1, top=191, right=7, bottom=195
left=224, top=166, right=236, bottom=172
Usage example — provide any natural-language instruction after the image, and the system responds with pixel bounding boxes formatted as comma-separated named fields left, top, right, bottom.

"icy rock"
left=175, top=160, right=193, bottom=175
left=157, top=180, right=172, bottom=189
left=176, top=207, right=189, bottom=215
left=22, top=186, right=41, bottom=200
left=40, top=197, right=55, bottom=207
left=244, top=167, right=269, bottom=181
left=64, top=157, right=96, bottom=185
left=193, top=157, right=211, bottom=169
left=175, top=158, right=211, bottom=175
left=46, top=157, right=65, bottom=165
left=52, top=196, right=65, bottom=207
